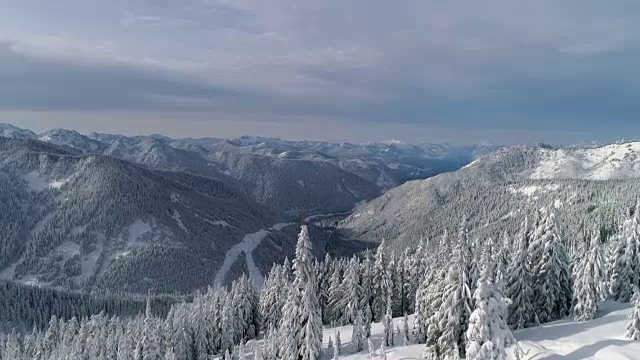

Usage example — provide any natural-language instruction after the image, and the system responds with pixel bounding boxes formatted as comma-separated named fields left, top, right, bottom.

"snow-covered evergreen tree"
left=351, top=310, right=365, bottom=353
left=505, top=220, right=535, bottom=329
left=436, top=219, right=474, bottom=359
left=372, top=239, right=392, bottom=321
left=465, top=256, right=515, bottom=360
left=261, top=265, right=286, bottom=332
left=334, top=329, right=342, bottom=355
left=625, top=288, right=640, bottom=340
left=530, top=209, right=572, bottom=323
left=573, top=230, right=606, bottom=321
left=383, top=307, right=394, bottom=347
left=279, top=226, right=322, bottom=360
left=402, top=313, right=410, bottom=346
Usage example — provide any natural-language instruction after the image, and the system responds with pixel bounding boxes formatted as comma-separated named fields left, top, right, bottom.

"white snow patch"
left=49, top=178, right=69, bottom=189
left=554, top=199, right=563, bottom=209
left=172, top=210, right=189, bottom=234
left=239, top=301, right=640, bottom=360
left=271, top=222, right=295, bottom=231
left=23, top=172, right=48, bottom=191
left=531, top=142, right=640, bottom=180
left=0, top=261, right=18, bottom=280
left=70, top=226, right=86, bottom=235
left=297, top=180, right=306, bottom=187
left=204, top=219, right=234, bottom=228
left=128, top=220, right=152, bottom=241
left=23, top=172, right=69, bottom=191
left=55, top=241, right=80, bottom=260
left=214, top=226, right=285, bottom=289
left=213, top=223, right=295, bottom=289
left=80, top=236, right=104, bottom=280
left=507, top=184, right=562, bottom=198
left=170, top=193, right=180, bottom=203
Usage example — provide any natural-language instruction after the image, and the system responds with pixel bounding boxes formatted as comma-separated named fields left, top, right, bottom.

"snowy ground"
left=238, top=302, right=639, bottom=360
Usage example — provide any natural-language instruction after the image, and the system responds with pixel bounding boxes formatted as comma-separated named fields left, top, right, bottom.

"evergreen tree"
left=530, top=209, right=572, bottom=323
left=372, top=239, right=392, bottom=321
left=436, top=219, right=474, bottom=359
left=379, top=341, right=387, bottom=360
left=465, top=257, right=515, bottom=360
left=351, top=310, right=364, bottom=353
left=279, top=226, right=322, bottom=360
left=573, top=230, right=605, bottom=321
left=334, top=329, right=342, bottom=355
left=505, top=220, right=535, bottom=329
left=625, top=288, right=640, bottom=340
left=261, top=265, right=286, bottom=332
left=402, top=313, right=410, bottom=346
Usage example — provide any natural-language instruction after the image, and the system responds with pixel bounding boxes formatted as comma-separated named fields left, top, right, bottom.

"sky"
left=2, top=0, right=640, bottom=144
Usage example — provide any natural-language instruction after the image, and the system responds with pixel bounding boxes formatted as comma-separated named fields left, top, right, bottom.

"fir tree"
left=465, top=257, right=515, bottom=360
left=351, top=310, right=365, bottom=353
left=530, top=209, right=572, bottom=323
left=505, top=220, right=535, bottom=329
left=436, top=219, right=474, bottom=359
left=625, top=288, right=640, bottom=340
left=573, top=230, right=605, bottom=321
left=279, top=226, right=323, bottom=360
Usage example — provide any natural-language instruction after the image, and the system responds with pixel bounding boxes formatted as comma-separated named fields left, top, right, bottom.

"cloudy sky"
left=2, top=0, right=640, bottom=144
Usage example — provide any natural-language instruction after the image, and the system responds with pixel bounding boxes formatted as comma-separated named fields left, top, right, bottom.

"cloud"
left=2, top=0, right=640, bottom=142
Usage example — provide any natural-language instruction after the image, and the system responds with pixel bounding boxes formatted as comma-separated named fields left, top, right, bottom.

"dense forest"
left=3, top=206, right=640, bottom=359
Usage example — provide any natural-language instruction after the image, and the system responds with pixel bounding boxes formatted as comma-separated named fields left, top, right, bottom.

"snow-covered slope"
left=340, top=143, right=640, bottom=251
left=513, top=302, right=639, bottom=360
left=530, top=142, right=640, bottom=180
left=238, top=302, right=639, bottom=360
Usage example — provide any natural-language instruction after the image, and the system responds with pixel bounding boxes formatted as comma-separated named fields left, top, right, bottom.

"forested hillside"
left=340, top=143, right=640, bottom=252
left=3, top=211, right=640, bottom=359
left=0, top=137, right=278, bottom=293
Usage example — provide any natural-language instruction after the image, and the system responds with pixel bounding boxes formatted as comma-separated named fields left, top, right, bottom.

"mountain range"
left=0, top=123, right=495, bottom=294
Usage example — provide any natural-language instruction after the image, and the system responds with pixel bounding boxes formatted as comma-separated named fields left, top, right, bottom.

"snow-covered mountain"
left=340, top=142, right=640, bottom=251
left=0, top=137, right=278, bottom=293
left=0, top=137, right=373, bottom=294
left=0, top=123, right=493, bottom=218
left=0, top=123, right=36, bottom=139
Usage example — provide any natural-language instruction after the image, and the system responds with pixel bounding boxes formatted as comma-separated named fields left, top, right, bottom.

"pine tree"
left=261, top=265, right=286, bottom=332
left=609, top=204, right=640, bottom=302
left=372, top=239, right=392, bottom=321
left=326, top=264, right=344, bottom=325
left=402, top=313, right=410, bottom=346
left=609, top=234, right=632, bottom=302
left=573, top=230, right=605, bottom=321
left=436, top=219, right=474, bottom=359
left=363, top=304, right=373, bottom=337
left=334, top=329, right=342, bottom=355
left=505, top=220, right=535, bottom=329
left=367, top=338, right=375, bottom=359
left=279, top=226, right=323, bottom=360
left=465, top=258, right=515, bottom=360
left=379, top=341, right=387, bottom=360
left=351, top=310, right=364, bottom=353
left=625, top=288, right=640, bottom=340
left=383, top=308, right=394, bottom=347
left=530, top=209, right=572, bottom=324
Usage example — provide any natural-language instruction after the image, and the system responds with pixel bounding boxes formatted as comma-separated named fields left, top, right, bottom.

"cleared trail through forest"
left=214, top=222, right=294, bottom=289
